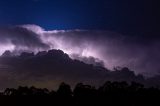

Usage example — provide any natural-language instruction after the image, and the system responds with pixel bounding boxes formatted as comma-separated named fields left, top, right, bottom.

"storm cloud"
left=0, top=25, right=49, bottom=54
left=0, top=49, right=146, bottom=90
left=0, top=25, right=160, bottom=77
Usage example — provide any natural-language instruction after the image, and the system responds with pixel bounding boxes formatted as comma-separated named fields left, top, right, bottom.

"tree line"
left=0, top=81, right=160, bottom=106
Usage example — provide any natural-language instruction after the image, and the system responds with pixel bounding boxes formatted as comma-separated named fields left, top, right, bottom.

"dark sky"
left=0, top=0, right=159, bottom=35
left=0, top=0, right=159, bottom=89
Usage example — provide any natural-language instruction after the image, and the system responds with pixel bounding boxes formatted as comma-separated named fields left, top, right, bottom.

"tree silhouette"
left=57, top=82, right=72, bottom=97
left=0, top=81, right=160, bottom=106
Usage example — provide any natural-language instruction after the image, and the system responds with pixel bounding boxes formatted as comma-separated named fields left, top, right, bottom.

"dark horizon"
left=0, top=49, right=159, bottom=91
left=0, top=81, right=160, bottom=106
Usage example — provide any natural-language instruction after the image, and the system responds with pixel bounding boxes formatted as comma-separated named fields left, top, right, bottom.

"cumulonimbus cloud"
left=0, top=26, right=49, bottom=54
left=0, top=24, right=160, bottom=77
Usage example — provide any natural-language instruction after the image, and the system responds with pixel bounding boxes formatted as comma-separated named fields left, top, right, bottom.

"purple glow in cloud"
left=0, top=24, right=160, bottom=77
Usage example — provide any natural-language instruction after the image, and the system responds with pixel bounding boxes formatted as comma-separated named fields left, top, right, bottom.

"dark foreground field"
left=0, top=81, right=160, bottom=106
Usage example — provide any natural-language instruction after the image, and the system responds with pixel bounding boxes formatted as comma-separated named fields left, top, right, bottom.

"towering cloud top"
left=0, top=25, right=160, bottom=76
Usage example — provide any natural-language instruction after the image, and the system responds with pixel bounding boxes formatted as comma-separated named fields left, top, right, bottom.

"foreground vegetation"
left=0, top=81, right=159, bottom=106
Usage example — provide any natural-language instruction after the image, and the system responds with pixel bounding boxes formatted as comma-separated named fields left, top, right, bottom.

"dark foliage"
left=0, top=81, right=160, bottom=106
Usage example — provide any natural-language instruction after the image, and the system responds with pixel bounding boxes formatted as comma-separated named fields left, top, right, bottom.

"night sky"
left=0, top=0, right=159, bottom=89
left=0, top=0, right=159, bottom=35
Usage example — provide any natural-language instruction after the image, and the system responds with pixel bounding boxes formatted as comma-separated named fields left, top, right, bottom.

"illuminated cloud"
left=0, top=24, right=160, bottom=76
left=0, top=25, right=49, bottom=54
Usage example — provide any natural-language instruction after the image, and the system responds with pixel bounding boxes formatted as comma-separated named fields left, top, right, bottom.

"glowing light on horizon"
left=0, top=44, right=15, bottom=55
